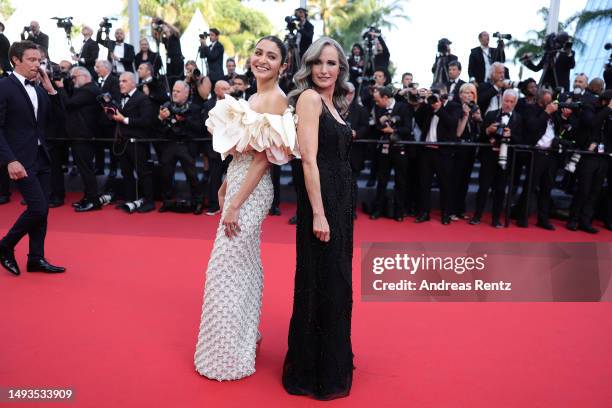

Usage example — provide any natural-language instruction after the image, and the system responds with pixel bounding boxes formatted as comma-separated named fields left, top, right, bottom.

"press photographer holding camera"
left=414, top=84, right=462, bottom=225
left=520, top=31, right=575, bottom=91
left=567, top=91, right=612, bottom=233
left=96, top=21, right=135, bottom=74
left=514, top=89, right=577, bottom=230
left=468, top=31, right=507, bottom=85
left=110, top=72, right=156, bottom=213
left=294, top=7, right=314, bottom=59
left=369, top=86, right=414, bottom=221
left=471, top=89, right=523, bottom=228
left=478, top=62, right=515, bottom=114
left=94, top=59, right=120, bottom=177
left=73, top=26, right=100, bottom=79
left=152, top=18, right=184, bottom=88
left=431, top=38, right=458, bottom=85
left=135, top=38, right=161, bottom=77
left=55, top=67, right=102, bottom=212
left=198, top=28, right=224, bottom=85
left=157, top=81, right=204, bottom=214
left=20, top=21, right=49, bottom=53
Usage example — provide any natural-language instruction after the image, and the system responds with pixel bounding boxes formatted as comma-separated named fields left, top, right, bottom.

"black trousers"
left=474, top=151, right=509, bottom=222
left=516, top=151, right=558, bottom=224
left=47, top=140, right=66, bottom=202
left=607, top=159, right=612, bottom=226
left=96, top=127, right=119, bottom=173
left=374, top=148, right=410, bottom=217
left=271, top=164, right=281, bottom=209
left=160, top=141, right=203, bottom=201
left=206, top=149, right=224, bottom=211
left=72, top=141, right=99, bottom=201
left=0, top=165, right=9, bottom=198
left=0, top=148, right=50, bottom=261
left=570, top=155, right=608, bottom=226
left=117, top=141, right=154, bottom=202
left=450, top=146, right=476, bottom=216
left=418, top=147, right=453, bottom=216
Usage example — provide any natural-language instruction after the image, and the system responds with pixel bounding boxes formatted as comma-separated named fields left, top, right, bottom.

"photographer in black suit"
left=20, top=21, right=49, bottom=54
left=94, top=59, right=121, bottom=177
left=370, top=86, right=414, bottom=221
left=478, top=62, right=515, bottom=114
left=0, top=41, right=65, bottom=275
left=0, top=22, right=10, bottom=76
left=73, top=26, right=100, bottom=79
left=567, top=91, right=612, bottom=233
left=157, top=81, right=204, bottom=214
left=470, top=89, right=523, bottom=228
left=294, top=8, right=314, bottom=59
left=445, top=61, right=466, bottom=102
left=135, top=38, right=161, bottom=77
left=96, top=27, right=135, bottom=74
left=343, top=82, right=369, bottom=218
left=468, top=31, right=506, bottom=85
left=153, top=19, right=184, bottom=89
left=56, top=67, right=102, bottom=212
left=431, top=38, right=458, bottom=85
left=520, top=32, right=575, bottom=91
left=414, top=85, right=462, bottom=224
left=110, top=72, right=156, bottom=213
left=199, top=28, right=224, bottom=85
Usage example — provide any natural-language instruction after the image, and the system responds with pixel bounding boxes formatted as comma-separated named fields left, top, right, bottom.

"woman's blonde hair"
left=459, top=83, right=478, bottom=102
left=288, top=37, right=350, bottom=112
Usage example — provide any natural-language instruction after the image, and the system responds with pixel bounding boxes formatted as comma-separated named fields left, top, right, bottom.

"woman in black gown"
left=282, top=37, right=354, bottom=400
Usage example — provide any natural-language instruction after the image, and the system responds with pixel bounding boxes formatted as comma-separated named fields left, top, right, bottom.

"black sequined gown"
left=282, top=101, right=354, bottom=400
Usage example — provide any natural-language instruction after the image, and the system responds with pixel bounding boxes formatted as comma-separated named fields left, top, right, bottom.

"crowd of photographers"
left=1, top=15, right=611, bottom=233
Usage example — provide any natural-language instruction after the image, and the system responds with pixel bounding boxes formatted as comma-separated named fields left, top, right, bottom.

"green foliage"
left=324, top=0, right=408, bottom=52
left=0, top=0, right=15, bottom=20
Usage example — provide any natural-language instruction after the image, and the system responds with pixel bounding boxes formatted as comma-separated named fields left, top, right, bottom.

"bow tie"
left=24, top=79, right=36, bottom=87
left=121, top=93, right=131, bottom=99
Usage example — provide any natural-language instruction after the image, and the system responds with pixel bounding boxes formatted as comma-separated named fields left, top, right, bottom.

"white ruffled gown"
left=194, top=98, right=298, bottom=381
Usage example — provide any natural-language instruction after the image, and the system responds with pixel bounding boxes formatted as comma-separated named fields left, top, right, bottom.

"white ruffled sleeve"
left=205, top=98, right=300, bottom=165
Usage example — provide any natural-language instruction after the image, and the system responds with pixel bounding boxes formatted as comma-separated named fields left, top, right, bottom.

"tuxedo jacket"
left=96, top=32, right=136, bottom=73
left=200, top=42, right=225, bottom=83
left=135, top=51, right=162, bottom=76
left=59, top=82, right=102, bottom=140
left=0, top=74, right=63, bottom=168
left=415, top=100, right=462, bottom=144
left=116, top=90, right=155, bottom=140
left=445, top=78, right=466, bottom=102
left=468, top=46, right=505, bottom=84
left=22, top=32, right=49, bottom=52
left=79, top=38, right=100, bottom=76
left=0, top=33, right=10, bottom=73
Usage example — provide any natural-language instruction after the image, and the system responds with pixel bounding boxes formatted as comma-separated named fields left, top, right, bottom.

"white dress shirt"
left=114, top=42, right=126, bottom=73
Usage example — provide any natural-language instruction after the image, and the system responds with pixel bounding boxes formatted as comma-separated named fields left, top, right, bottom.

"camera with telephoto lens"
left=285, top=15, right=299, bottom=32
left=151, top=18, right=165, bottom=33
left=23, top=26, right=31, bottom=33
left=552, top=123, right=575, bottom=154
left=199, top=32, right=209, bottom=39
left=381, top=115, right=401, bottom=142
left=467, top=101, right=479, bottom=114
left=493, top=32, right=512, bottom=40
left=427, top=89, right=447, bottom=105
left=362, top=26, right=381, bottom=40
left=160, top=101, right=191, bottom=137
left=496, top=113, right=511, bottom=169
left=557, top=101, right=582, bottom=110
left=96, top=92, right=121, bottom=118
left=99, top=17, right=117, bottom=34
left=51, top=17, right=73, bottom=36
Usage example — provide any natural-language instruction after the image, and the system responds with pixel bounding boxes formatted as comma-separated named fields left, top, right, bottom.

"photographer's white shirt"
left=114, top=42, right=126, bottom=73
left=482, top=46, right=492, bottom=80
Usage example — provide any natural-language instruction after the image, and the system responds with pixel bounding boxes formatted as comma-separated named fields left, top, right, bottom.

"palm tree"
left=309, top=0, right=350, bottom=36
left=566, top=7, right=612, bottom=32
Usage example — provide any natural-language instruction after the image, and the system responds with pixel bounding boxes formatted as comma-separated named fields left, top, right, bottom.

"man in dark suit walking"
left=96, top=27, right=135, bottom=74
left=199, top=28, right=224, bottom=85
left=0, top=41, right=66, bottom=276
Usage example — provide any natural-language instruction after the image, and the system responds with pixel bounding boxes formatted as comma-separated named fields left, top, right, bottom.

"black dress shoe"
left=136, top=201, right=156, bottom=213
left=75, top=201, right=102, bottom=212
left=369, top=211, right=381, bottom=220
left=492, top=219, right=503, bottom=229
left=566, top=220, right=578, bottom=231
left=288, top=215, right=297, bottom=225
left=516, top=220, right=529, bottom=228
left=193, top=202, right=204, bottom=215
left=0, top=196, right=10, bottom=205
left=441, top=216, right=451, bottom=225
left=26, top=258, right=65, bottom=273
left=72, top=198, right=86, bottom=208
left=578, top=224, right=598, bottom=234
left=394, top=216, right=404, bottom=222
left=415, top=213, right=430, bottom=223
left=0, top=246, right=20, bottom=275
left=469, top=216, right=481, bottom=225
left=268, top=207, right=281, bottom=216
left=48, top=199, right=64, bottom=208
left=536, top=221, right=556, bottom=231
left=108, top=170, right=117, bottom=178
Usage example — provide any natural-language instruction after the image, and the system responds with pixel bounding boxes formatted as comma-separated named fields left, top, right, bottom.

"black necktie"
left=24, top=79, right=36, bottom=87
left=121, top=93, right=130, bottom=99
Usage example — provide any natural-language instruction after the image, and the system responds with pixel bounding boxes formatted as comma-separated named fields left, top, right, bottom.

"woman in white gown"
left=194, top=36, right=298, bottom=381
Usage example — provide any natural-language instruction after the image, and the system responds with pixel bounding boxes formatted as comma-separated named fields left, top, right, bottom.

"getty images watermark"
left=361, top=242, right=612, bottom=302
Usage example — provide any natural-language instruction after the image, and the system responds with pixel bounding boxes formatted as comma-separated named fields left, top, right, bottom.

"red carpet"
left=1, top=193, right=611, bottom=407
